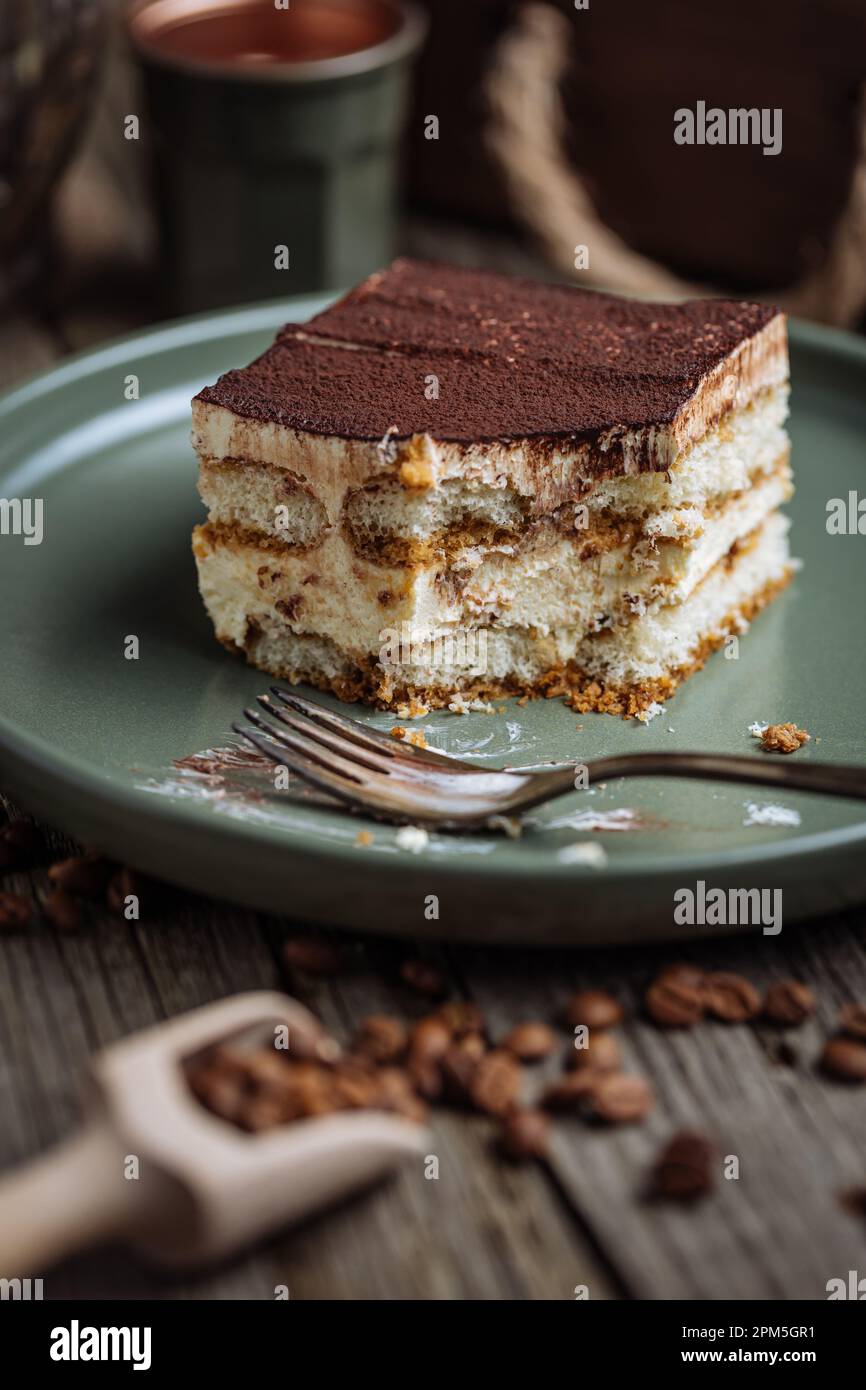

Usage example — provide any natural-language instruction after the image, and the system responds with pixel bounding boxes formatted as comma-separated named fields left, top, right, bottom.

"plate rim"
left=1, top=294, right=865, bottom=894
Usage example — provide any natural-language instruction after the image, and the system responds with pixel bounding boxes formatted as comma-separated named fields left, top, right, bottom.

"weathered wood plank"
left=0, top=801, right=614, bottom=1300
left=458, top=918, right=866, bottom=1299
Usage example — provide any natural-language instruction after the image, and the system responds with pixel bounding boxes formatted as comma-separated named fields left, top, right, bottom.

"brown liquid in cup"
left=133, top=0, right=398, bottom=68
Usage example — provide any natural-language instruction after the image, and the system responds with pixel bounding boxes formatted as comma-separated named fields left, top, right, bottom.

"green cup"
left=128, top=0, right=426, bottom=311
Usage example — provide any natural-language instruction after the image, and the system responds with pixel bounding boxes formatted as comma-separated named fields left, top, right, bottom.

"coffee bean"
left=284, top=1062, right=342, bottom=1118
left=190, top=1069, right=247, bottom=1125
left=409, top=1016, right=452, bottom=1061
left=470, top=1049, right=522, bottom=1117
left=0, top=840, right=18, bottom=874
left=588, top=1073, right=654, bottom=1124
left=375, top=1067, right=428, bottom=1123
left=0, top=821, right=42, bottom=863
left=107, top=861, right=150, bottom=917
left=355, top=1014, right=408, bottom=1064
left=763, top=980, right=815, bottom=1026
left=658, top=962, right=706, bottom=988
left=567, top=1030, right=621, bottom=1072
left=541, top=1070, right=600, bottom=1111
left=455, top=1031, right=486, bottom=1062
left=702, top=972, right=761, bottom=1023
left=653, top=1131, right=715, bottom=1201
left=838, top=1004, right=866, bottom=1041
left=407, top=1016, right=452, bottom=1100
left=328, top=1055, right=378, bottom=1107
left=48, top=854, right=113, bottom=898
left=436, top=999, right=486, bottom=1038
left=400, top=958, right=448, bottom=998
left=440, top=1043, right=480, bottom=1105
left=282, top=935, right=345, bottom=976
left=646, top=976, right=704, bottom=1027
left=0, top=891, right=32, bottom=932
left=43, top=888, right=83, bottom=932
left=502, top=1021, right=557, bottom=1062
left=500, top=1108, right=550, bottom=1162
left=821, top=1037, right=866, bottom=1082
left=838, top=1187, right=866, bottom=1218
left=565, top=990, right=623, bottom=1031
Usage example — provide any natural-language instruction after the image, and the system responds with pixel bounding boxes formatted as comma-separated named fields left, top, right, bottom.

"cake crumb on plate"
left=391, top=726, right=428, bottom=749
left=395, top=825, right=429, bottom=853
left=759, top=722, right=810, bottom=754
left=557, top=841, right=609, bottom=868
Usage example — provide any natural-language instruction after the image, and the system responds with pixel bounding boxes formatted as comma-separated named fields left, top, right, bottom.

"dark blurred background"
left=2, top=0, right=866, bottom=356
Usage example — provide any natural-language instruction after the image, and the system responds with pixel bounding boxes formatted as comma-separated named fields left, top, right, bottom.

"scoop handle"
left=0, top=1115, right=152, bottom=1276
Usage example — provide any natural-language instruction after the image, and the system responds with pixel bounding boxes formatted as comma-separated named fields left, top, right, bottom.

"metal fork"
left=233, top=688, right=866, bottom=831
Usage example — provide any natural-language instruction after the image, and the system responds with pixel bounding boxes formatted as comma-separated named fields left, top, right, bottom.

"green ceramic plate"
left=1, top=298, right=865, bottom=944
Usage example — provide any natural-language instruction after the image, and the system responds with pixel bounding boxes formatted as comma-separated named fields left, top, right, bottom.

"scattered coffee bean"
left=838, top=1003, right=866, bottom=1041
left=43, top=888, right=83, bottom=932
left=436, top=999, right=486, bottom=1038
left=440, top=1043, right=480, bottom=1105
left=646, top=975, right=704, bottom=1027
left=821, top=1037, right=866, bottom=1082
left=588, top=1073, right=654, bottom=1124
left=0, top=840, right=18, bottom=874
left=355, top=1014, right=408, bottom=1064
left=653, top=1131, right=715, bottom=1200
left=658, top=962, right=706, bottom=989
left=0, top=820, right=42, bottom=863
left=0, top=891, right=32, bottom=931
left=702, top=972, right=761, bottom=1023
left=541, top=1070, right=600, bottom=1111
left=763, top=980, right=815, bottom=1026
left=470, top=1049, right=522, bottom=1117
left=409, top=1015, right=452, bottom=1062
left=838, top=1187, right=866, bottom=1218
left=399, top=958, right=447, bottom=998
left=500, top=1108, right=550, bottom=1162
left=282, top=935, right=345, bottom=976
left=567, top=1030, right=622, bottom=1073
left=376, top=1068, right=429, bottom=1123
left=565, top=989, right=623, bottom=1031
left=502, top=1021, right=557, bottom=1062
left=106, top=866, right=148, bottom=917
left=407, top=1016, right=451, bottom=1100
left=48, top=854, right=113, bottom=899
left=455, top=1031, right=486, bottom=1062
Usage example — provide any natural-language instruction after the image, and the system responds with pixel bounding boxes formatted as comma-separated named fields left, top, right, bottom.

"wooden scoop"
left=0, top=992, right=426, bottom=1275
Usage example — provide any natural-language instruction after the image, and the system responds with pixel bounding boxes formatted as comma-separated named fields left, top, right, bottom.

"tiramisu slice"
left=191, top=260, right=792, bottom=715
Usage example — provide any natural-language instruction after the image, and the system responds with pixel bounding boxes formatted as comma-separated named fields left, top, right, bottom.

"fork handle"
left=578, top=753, right=866, bottom=801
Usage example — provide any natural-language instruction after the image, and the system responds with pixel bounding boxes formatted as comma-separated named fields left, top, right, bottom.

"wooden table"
left=2, top=231, right=866, bottom=1303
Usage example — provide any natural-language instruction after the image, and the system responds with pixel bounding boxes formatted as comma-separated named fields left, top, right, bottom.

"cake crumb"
left=557, top=841, right=608, bottom=868
left=636, top=701, right=666, bottom=725
left=395, top=697, right=430, bottom=720
left=391, top=725, right=429, bottom=749
left=759, top=722, right=810, bottom=754
left=448, top=694, right=495, bottom=715
left=395, top=825, right=429, bottom=853
left=355, top=830, right=374, bottom=847
left=744, top=802, right=802, bottom=827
